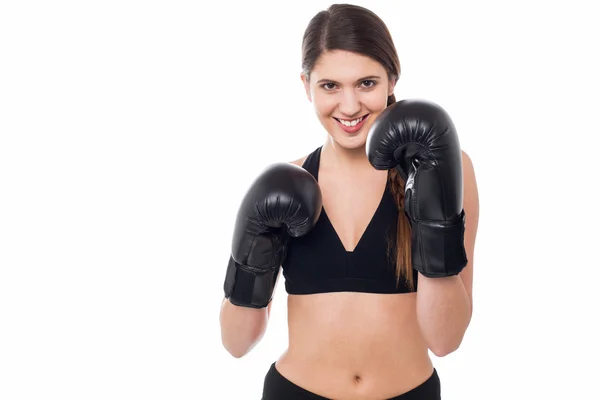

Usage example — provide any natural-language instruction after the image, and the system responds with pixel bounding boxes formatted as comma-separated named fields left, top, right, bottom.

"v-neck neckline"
left=313, top=146, right=389, bottom=253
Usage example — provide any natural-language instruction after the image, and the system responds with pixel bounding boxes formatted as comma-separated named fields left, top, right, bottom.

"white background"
left=1, top=0, right=598, bottom=399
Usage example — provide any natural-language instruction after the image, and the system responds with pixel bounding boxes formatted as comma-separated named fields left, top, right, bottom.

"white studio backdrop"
left=0, top=0, right=598, bottom=399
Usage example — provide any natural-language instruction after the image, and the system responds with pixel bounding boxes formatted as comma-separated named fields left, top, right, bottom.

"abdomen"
left=276, top=292, right=434, bottom=399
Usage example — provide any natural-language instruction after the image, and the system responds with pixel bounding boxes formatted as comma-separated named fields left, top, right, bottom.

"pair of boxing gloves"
left=223, top=99, right=468, bottom=309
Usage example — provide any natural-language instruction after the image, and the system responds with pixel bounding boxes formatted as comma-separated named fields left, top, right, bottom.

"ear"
left=300, top=72, right=312, bottom=102
left=388, top=78, right=397, bottom=97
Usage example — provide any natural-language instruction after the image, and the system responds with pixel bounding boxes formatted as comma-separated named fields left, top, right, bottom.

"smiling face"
left=302, top=50, right=396, bottom=150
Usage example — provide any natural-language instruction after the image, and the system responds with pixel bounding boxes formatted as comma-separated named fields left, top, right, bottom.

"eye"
left=321, top=82, right=338, bottom=91
left=360, top=80, right=377, bottom=88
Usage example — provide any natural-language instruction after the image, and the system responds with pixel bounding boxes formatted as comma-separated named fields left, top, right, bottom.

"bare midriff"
left=275, top=292, right=434, bottom=400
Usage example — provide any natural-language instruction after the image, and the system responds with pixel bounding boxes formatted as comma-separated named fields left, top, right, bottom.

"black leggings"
left=261, top=363, right=441, bottom=400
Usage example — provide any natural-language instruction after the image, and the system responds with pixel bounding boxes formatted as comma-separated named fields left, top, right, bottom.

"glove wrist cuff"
left=223, top=256, right=280, bottom=309
left=411, top=209, right=468, bottom=277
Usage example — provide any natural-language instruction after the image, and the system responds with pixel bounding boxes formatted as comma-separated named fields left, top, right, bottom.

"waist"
left=277, top=292, right=433, bottom=398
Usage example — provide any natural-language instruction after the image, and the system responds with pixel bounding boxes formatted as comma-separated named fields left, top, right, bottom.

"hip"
left=263, top=360, right=440, bottom=400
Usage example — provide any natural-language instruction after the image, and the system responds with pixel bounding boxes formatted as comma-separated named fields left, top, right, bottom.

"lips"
left=334, top=114, right=370, bottom=134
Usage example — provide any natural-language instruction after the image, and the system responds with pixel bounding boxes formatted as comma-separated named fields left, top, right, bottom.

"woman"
left=220, top=4, right=479, bottom=399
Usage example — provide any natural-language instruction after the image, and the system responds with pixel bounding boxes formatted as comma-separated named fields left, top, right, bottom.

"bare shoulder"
left=461, top=150, right=475, bottom=175
left=461, top=150, right=478, bottom=202
left=289, top=155, right=308, bottom=167
left=461, top=149, right=479, bottom=228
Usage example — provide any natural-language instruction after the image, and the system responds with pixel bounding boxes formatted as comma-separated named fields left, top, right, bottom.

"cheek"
left=363, top=88, right=390, bottom=111
left=312, top=92, right=338, bottom=117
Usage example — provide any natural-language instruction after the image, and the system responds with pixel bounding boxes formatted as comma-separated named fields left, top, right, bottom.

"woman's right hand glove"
left=223, top=162, right=322, bottom=308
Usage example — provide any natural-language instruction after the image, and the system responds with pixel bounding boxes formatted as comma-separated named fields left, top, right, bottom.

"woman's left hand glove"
left=366, top=99, right=468, bottom=277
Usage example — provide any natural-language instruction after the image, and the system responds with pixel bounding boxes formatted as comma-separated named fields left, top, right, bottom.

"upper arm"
left=459, top=150, right=479, bottom=316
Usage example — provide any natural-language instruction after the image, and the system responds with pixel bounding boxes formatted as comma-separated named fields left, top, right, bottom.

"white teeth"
left=338, top=116, right=364, bottom=127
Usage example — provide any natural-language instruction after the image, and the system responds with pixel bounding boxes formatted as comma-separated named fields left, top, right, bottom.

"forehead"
left=311, top=50, right=387, bottom=82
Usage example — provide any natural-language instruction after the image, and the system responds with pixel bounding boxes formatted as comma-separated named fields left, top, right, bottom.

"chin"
left=342, top=135, right=368, bottom=149
left=326, top=122, right=371, bottom=150
left=329, top=131, right=368, bottom=150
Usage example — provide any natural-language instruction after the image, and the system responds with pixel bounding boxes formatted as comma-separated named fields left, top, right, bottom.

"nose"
left=338, top=89, right=361, bottom=117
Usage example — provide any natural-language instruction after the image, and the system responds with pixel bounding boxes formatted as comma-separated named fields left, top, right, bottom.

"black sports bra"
left=282, top=146, right=418, bottom=295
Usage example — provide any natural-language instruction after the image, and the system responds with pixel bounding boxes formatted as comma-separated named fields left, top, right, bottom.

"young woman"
left=220, top=4, right=479, bottom=399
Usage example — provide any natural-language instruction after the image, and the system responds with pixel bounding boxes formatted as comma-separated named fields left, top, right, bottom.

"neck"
left=321, top=138, right=372, bottom=172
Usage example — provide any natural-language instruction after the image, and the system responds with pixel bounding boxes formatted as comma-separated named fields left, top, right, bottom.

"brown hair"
left=301, top=4, right=414, bottom=290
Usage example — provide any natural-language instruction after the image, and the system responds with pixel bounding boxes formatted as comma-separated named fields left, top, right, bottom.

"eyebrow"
left=316, top=75, right=382, bottom=85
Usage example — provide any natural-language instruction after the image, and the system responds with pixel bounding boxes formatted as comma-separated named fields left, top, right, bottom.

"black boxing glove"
left=366, top=99, right=468, bottom=277
left=223, top=162, right=322, bottom=308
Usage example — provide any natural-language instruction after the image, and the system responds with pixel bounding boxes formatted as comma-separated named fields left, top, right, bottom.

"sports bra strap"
left=301, top=146, right=322, bottom=180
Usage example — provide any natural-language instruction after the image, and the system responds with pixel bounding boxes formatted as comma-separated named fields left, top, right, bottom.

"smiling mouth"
left=333, top=114, right=369, bottom=127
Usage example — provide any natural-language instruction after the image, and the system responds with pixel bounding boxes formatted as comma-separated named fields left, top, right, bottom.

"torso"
left=275, top=147, right=433, bottom=399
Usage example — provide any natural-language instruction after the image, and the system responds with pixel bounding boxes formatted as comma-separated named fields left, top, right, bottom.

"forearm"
left=416, top=274, right=471, bottom=357
left=219, top=297, right=271, bottom=358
